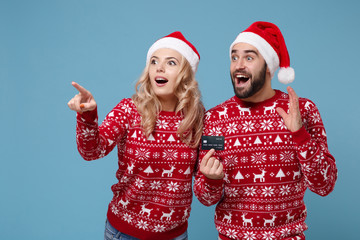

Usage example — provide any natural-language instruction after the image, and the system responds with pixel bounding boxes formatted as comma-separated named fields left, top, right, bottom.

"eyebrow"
left=151, top=56, right=179, bottom=61
left=231, top=49, right=259, bottom=56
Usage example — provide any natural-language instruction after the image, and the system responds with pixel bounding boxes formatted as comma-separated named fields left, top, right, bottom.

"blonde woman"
left=68, top=32, right=203, bottom=240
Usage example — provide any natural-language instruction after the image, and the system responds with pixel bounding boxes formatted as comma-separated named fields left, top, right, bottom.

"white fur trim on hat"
left=278, top=67, right=295, bottom=84
left=147, top=37, right=200, bottom=73
left=230, top=32, right=280, bottom=77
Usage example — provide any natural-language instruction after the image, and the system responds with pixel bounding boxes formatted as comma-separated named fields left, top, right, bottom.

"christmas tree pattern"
left=194, top=90, right=337, bottom=239
left=76, top=98, right=197, bottom=238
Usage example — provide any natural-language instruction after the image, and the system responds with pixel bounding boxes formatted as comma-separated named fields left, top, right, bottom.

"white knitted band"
left=147, top=37, right=199, bottom=73
left=230, top=32, right=279, bottom=76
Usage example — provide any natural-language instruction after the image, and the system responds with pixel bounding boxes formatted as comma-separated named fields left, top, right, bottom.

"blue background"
left=1, top=0, right=359, bottom=239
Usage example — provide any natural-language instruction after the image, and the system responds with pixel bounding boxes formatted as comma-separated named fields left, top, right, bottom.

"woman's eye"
left=151, top=59, right=158, bottom=64
left=168, top=60, right=177, bottom=66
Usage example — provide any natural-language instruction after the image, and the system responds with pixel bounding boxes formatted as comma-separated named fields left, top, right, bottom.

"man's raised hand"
left=276, top=86, right=303, bottom=132
left=200, top=149, right=225, bottom=180
left=67, top=82, right=97, bottom=113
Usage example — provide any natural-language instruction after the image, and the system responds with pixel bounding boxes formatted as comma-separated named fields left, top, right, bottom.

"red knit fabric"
left=76, top=98, right=196, bottom=240
left=194, top=90, right=337, bottom=240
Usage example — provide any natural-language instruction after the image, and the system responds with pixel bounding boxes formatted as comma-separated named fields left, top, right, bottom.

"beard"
left=231, top=62, right=267, bottom=99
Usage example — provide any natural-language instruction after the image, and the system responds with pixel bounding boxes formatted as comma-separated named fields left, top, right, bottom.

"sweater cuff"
left=291, top=126, right=311, bottom=146
left=203, top=175, right=224, bottom=187
left=77, top=107, right=98, bottom=123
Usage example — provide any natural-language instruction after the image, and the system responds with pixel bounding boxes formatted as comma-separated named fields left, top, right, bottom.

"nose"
left=156, top=61, right=165, bottom=72
left=235, top=58, right=245, bottom=70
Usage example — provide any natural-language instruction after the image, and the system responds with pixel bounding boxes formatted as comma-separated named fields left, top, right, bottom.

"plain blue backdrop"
left=1, top=0, right=359, bottom=239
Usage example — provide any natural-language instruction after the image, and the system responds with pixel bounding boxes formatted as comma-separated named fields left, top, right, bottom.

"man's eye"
left=232, top=56, right=238, bottom=61
left=247, top=56, right=253, bottom=61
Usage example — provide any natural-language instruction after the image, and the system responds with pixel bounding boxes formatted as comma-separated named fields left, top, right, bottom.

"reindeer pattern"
left=202, top=91, right=336, bottom=236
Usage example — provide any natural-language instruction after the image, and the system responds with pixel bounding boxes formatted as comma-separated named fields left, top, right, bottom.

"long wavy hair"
left=132, top=55, right=204, bottom=148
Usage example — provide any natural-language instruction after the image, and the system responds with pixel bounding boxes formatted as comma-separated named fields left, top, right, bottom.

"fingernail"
left=80, top=104, right=85, bottom=108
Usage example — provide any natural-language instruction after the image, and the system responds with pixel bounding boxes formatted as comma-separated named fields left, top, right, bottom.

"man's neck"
left=241, top=86, right=276, bottom=103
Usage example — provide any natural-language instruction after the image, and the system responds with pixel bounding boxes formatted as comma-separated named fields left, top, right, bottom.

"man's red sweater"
left=194, top=90, right=337, bottom=240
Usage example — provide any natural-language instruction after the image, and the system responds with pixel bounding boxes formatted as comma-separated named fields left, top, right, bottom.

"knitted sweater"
left=194, top=90, right=337, bottom=240
left=76, top=98, right=197, bottom=240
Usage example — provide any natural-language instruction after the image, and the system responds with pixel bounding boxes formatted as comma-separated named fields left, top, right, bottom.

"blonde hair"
left=132, top=56, right=204, bottom=148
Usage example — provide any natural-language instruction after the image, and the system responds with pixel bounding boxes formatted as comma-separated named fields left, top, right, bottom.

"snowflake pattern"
left=226, top=229, right=238, bottom=239
left=225, top=155, right=238, bottom=167
left=277, top=119, right=287, bottom=130
left=162, top=149, right=178, bottom=161
left=251, top=152, right=267, bottom=164
left=280, top=151, right=294, bottom=162
left=134, top=178, right=144, bottom=189
left=242, top=121, right=255, bottom=132
left=174, top=120, right=181, bottom=129
left=181, top=152, right=189, bottom=159
left=240, top=156, right=248, bottom=163
left=243, top=231, right=256, bottom=240
left=166, top=182, right=180, bottom=192
left=122, top=213, right=133, bottom=223
left=75, top=94, right=336, bottom=238
left=261, top=186, right=275, bottom=197
left=76, top=99, right=202, bottom=236
left=209, top=126, right=222, bottom=135
left=311, top=112, right=321, bottom=124
left=269, top=154, right=277, bottom=161
left=121, top=103, right=131, bottom=114
left=279, top=185, right=291, bottom=196
left=111, top=205, right=119, bottom=215
left=153, top=224, right=166, bottom=232
left=150, top=180, right=162, bottom=190
left=156, top=119, right=169, bottom=129
left=81, top=128, right=96, bottom=137
left=244, top=187, right=257, bottom=197
left=262, top=231, right=275, bottom=240
left=301, top=163, right=312, bottom=173
left=225, top=187, right=239, bottom=197
left=183, top=183, right=191, bottom=192
left=260, top=120, right=273, bottom=131
left=136, top=220, right=149, bottom=230
left=135, top=148, right=150, bottom=161
left=280, top=228, right=291, bottom=238
left=226, top=122, right=238, bottom=134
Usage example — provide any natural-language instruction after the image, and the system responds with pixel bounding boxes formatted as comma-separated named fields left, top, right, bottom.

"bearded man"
left=194, top=21, right=337, bottom=240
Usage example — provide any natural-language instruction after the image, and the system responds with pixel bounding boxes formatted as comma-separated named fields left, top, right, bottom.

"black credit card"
left=201, top=136, right=225, bottom=150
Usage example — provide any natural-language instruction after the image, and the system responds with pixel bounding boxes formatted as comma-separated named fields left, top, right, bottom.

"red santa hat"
left=230, top=21, right=295, bottom=84
left=147, top=31, right=200, bottom=73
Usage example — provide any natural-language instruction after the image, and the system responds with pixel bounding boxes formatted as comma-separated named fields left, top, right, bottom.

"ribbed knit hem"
left=203, top=175, right=224, bottom=187
left=107, top=209, right=188, bottom=240
left=291, top=126, right=311, bottom=146
left=76, top=107, right=98, bottom=122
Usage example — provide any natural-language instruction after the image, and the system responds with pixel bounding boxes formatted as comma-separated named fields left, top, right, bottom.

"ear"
left=265, top=67, right=272, bottom=81
left=266, top=65, right=271, bottom=74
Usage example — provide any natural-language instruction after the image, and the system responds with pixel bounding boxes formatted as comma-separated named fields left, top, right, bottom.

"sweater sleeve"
left=75, top=99, right=131, bottom=161
left=193, top=111, right=225, bottom=206
left=292, top=100, right=337, bottom=196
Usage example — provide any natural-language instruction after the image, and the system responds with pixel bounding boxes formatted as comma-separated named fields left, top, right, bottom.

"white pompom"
left=278, top=67, right=295, bottom=84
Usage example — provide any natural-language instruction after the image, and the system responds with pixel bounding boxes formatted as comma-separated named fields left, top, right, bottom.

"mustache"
left=232, top=70, right=252, bottom=78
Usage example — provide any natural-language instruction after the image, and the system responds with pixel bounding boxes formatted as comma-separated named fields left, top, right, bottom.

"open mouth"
left=155, top=77, right=168, bottom=84
left=235, top=74, right=250, bottom=86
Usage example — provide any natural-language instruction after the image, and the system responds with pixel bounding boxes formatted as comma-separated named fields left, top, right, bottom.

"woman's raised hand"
left=67, top=82, right=97, bottom=113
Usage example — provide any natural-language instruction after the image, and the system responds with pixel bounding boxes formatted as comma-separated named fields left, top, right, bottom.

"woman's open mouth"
left=155, top=77, right=168, bottom=86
